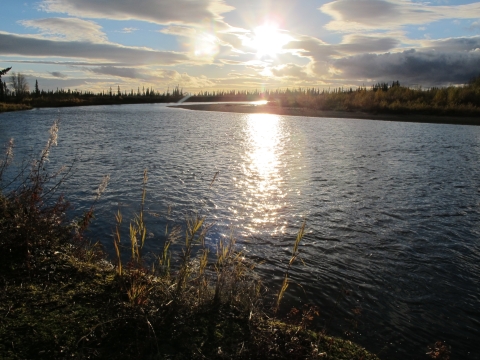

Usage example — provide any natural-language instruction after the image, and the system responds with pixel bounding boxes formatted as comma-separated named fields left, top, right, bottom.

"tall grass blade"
left=275, top=219, right=306, bottom=313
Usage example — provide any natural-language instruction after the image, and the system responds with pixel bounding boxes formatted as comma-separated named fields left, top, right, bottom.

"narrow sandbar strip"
left=170, top=103, right=480, bottom=126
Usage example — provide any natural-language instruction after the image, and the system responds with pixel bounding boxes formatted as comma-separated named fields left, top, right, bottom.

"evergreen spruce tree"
left=0, top=67, right=12, bottom=100
left=0, top=67, right=12, bottom=78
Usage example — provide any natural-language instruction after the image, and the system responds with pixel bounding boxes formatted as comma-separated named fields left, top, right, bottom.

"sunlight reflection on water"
left=237, top=113, right=287, bottom=235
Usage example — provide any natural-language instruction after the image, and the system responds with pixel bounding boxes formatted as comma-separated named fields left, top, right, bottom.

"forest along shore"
left=171, top=103, right=480, bottom=126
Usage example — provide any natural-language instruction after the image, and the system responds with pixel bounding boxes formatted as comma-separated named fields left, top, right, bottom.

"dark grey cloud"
left=3, top=60, right=125, bottom=66
left=320, top=0, right=480, bottom=31
left=86, top=66, right=140, bottom=79
left=333, top=49, right=480, bottom=85
left=325, top=0, right=398, bottom=24
left=338, top=35, right=400, bottom=54
left=49, top=71, right=67, bottom=78
left=0, top=32, right=189, bottom=65
left=422, top=36, right=480, bottom=52
left=40, top=0, right=234, bottom=25
left=282, top=31, right=480, bottom=86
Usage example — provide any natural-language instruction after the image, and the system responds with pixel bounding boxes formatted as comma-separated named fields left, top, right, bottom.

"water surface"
left=1, top=104, right=479, bottom=359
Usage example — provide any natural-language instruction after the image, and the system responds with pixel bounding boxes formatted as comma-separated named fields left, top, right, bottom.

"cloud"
left=49, top=71, right=67, bottom=78
left=120, top=27, right=138, bottom=34
left=320, top=0, right=480, bottom=31
left=219, top=59, right=244, bottom=65
left=282, top=33, right=400, bottom=74
left=3, top=60, right=123, bottom=66
left=332, top=48, right=480, bottom=85
left=152, top=70, right=214, bottom=87
left=0, top=32, right=189, bottom=65
left=338, top=35, right=400, bottom=54
left=270, top=63, right=310, bottom=79
left=215, top=31, right=249, bottom=53
left=419, top=36, right=480, bottom=52
left=280, top=30, right=480, bottom=86
left=19, top=18, right=107, bottom=42
left=86, top=66, right=141, bottom=79
left=284, top=34, right=335, bottom=56
left=37, top=78, right=95, bottom=89
left=85, top=67, right=216, bottom=90
left=160, top=26, right=197, bottom=37
left=40, top=0, right=234, bottom=26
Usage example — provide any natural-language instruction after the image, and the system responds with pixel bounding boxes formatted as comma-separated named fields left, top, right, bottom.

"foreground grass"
left=0, top=123, right=380, bottom=359
left=0, top=245, right=379, bottom=359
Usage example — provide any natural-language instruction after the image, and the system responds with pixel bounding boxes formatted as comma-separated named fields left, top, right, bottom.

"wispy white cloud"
left=18, top=17, right=107, bottom=42
left=83, top=66, right=214, bottom=90
left=160, top=24, right=250, bottom=62
left=149, top=69, right=215, bottom=89
left=119, top=27, right=138, bottom=34
left=160, top=25, right=197, bottom=38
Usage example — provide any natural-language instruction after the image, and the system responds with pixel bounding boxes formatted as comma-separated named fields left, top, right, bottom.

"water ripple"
left=1, top=105, right=479, bottom=359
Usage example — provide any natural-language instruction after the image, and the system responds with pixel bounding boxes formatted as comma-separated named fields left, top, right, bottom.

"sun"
left=247, top=23, right=291, bottom=58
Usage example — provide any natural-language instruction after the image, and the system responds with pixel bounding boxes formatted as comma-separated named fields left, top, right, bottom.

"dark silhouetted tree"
left=34, top=79, right=40, bottom=97
left=0, top=67, right=12, bottom=78
left=0, top=67, right=12, bottom=100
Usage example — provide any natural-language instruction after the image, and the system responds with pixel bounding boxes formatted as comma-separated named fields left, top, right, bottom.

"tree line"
left=0, top=68, right=186, bottom=102
left=1, top=66, right=480, bottom=116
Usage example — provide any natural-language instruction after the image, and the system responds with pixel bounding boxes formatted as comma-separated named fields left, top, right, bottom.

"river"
left=1, top=103, right=479, bottom=359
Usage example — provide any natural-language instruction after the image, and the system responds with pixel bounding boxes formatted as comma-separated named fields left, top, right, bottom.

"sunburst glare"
left=244, top=23, right=292, bottom=58
left=193, top=32, right=219, bottom=59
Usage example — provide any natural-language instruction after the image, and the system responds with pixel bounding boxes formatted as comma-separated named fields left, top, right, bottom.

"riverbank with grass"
left=0, top=102, right=32, bottom=112
left=0, top=96, right=184, bottom=113
left=0, top=122, right=380, bottom=359
left=172, top=103, right=480, bottom=126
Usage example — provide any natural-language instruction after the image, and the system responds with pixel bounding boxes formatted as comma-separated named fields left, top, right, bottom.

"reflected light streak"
left=247, top=113, right=280, bottom=186
left=251, top=100, right=268, bottom=105
left=238, top=113, right=287, bottom=235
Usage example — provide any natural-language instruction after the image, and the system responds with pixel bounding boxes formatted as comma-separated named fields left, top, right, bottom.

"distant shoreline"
left=171, top=103, right=480, bottom=126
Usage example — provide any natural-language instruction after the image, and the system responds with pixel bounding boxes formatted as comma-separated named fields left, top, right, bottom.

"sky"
left=1, top=0, right=480, bottom=93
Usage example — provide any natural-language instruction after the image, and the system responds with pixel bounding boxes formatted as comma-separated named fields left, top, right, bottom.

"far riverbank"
left=172, top=103, right=480, bottom=126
